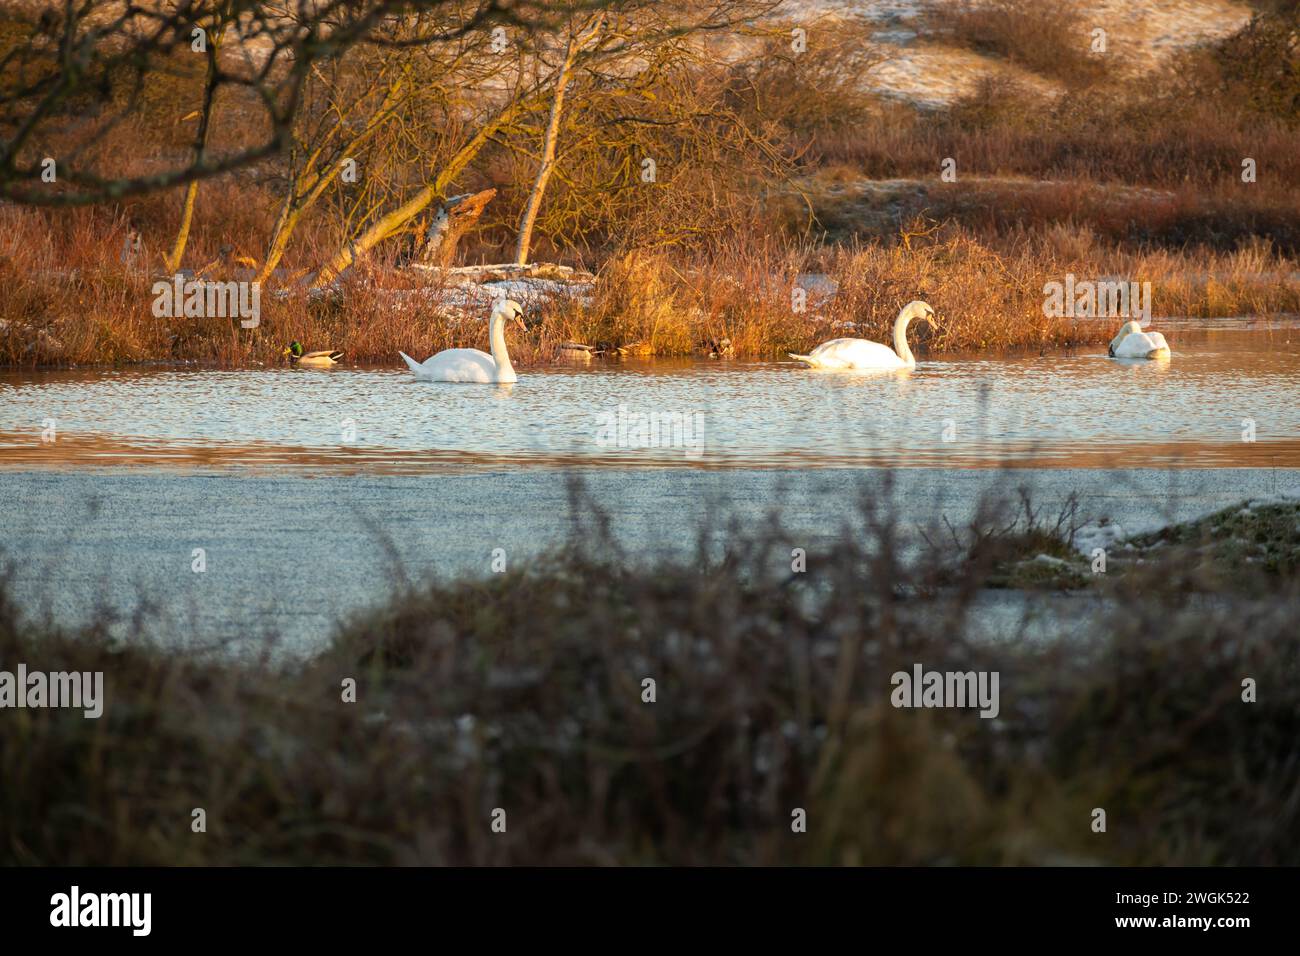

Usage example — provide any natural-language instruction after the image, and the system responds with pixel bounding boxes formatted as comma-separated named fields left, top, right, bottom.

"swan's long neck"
left=893, top=310, right=916, bottom=367
left=489, top=311, right=516, bottom=379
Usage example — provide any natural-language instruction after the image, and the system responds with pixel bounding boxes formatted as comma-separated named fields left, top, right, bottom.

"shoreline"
left=3, top=307, right=1296, bottom=371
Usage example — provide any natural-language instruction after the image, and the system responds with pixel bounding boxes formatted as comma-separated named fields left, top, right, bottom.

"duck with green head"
left=284, top=341, right=344, bottom=367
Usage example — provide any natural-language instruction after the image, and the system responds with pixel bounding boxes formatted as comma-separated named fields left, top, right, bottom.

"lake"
left=1, top=318, right=1297, bottom=652
left=2, top=321, right=1297, bottom=471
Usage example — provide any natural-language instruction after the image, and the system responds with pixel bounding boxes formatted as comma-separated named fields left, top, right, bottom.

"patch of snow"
left=1071, top=519, right=1128, bottom=555
left=1072, top=496, right=1300, bottom=556
left=355, top=271, right=595, bottom=319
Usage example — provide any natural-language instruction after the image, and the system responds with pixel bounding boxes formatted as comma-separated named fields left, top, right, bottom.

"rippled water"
left=2, top=321, right=1297, bottom=470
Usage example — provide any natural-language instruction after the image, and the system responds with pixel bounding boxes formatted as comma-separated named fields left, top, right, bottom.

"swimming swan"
left=789, top=300, right=935, bottom=370
left=399, top=299, right=526, bottom=383
left=1108, top=320, right=1170, bottom=359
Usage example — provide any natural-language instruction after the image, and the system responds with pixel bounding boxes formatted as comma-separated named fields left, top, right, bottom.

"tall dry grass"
left=5, top=195, right=1298, bottom=367
left=564, top=225, right=1300, bottom=360
left=813, top=93, right=1300, bottom=193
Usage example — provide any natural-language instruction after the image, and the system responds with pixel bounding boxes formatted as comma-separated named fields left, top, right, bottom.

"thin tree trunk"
left=163, top=9, right=225, bottom=274
left=514, top=15, right=604, bottom=266
left=514, top=43, right=578, bottom=265
left=313, top=17, right=606, bottom=288
left=164, top=182, right=200, bottom=275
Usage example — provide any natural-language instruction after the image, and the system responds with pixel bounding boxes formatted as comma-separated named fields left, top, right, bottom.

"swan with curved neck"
left=789, top=300, right=935, bottom=370
left=400, top=299, right=525, bottom=383
left=1108, top=320, right=1170, bottom=360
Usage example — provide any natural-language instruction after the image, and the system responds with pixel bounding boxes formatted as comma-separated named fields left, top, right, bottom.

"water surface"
left=2, top=318, right=1296, bottom=649
left=1, top=321, right=1296, bottom=470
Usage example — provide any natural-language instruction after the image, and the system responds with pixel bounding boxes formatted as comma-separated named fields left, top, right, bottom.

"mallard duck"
left=557, top=341, right=598, bottom=361
left=701, top=336, right=734, bottom=359
left=596, top=340, right=651, bottom=357
left=284, top=341, right=343, bottom=367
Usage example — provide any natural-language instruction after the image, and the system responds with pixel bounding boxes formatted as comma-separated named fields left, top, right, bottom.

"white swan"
left=789, top=300, right=935, bottom=370
left=1108, top=320, right=1170, bottom=360
left=399, top=299, right=525, bottom=383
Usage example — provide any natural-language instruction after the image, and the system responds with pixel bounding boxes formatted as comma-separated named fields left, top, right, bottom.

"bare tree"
left=255, top=10, right=520, bottom=283
left=492, top=1, right=794, bottom=255
left=310, top=0, right=779, bottom=283
left=311, top=88, right=544, bottom=285
left=255, top=55, right=415, bottom=282
left=0, top=1, right=602, bottom=205
left=513, top=12, right=606, bottom=265
left=163, top=0, right=234, bottom=273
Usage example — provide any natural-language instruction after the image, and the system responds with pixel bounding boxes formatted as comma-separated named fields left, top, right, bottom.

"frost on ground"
left=1085, top=0, right=1253, bottom=67
left=1074, top=495, right=1300, bottom=553
left=981, top=498, right=1300, bottom=592
left=1072, top=518, right=1132, bottom=556
left=1058, top=498, right=1300, bottom=596
left=779, top=0, right=1254, bottom=107
left=867, top=43, right=1056, bottom=109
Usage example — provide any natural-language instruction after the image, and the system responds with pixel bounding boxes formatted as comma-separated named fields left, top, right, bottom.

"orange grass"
left=4, top=196, right=1299, bottom=367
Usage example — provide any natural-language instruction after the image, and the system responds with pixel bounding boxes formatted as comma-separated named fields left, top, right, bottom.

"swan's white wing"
left=1111, top=333, right=1144, bottom=357
left=1112, top=331, right=1170, bottom=358
left=410, top=348, right=497, bottom=383
left=809, top=337, right=905, bottom=369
